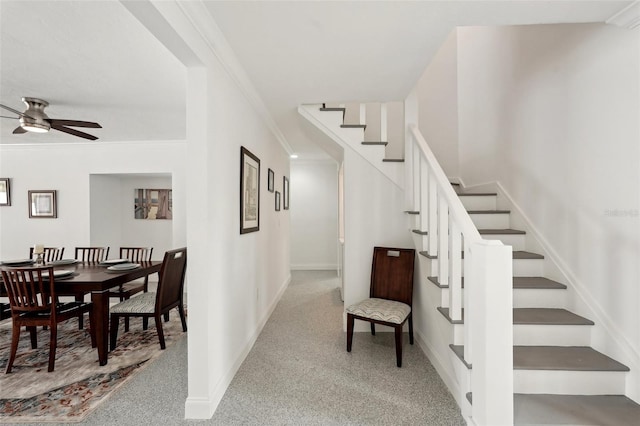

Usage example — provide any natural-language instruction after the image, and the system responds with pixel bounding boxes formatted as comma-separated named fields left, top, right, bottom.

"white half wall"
left=456, top=23, right=640, bottom=400
left=290, top=160, right=339, bottom=270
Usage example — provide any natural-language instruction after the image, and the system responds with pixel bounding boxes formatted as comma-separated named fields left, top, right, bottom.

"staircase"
left=305, top=103, right=640, bottom=425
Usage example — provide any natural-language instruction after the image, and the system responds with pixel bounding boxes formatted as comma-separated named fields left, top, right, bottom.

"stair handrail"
left=408, top=124, right=482, bottom=243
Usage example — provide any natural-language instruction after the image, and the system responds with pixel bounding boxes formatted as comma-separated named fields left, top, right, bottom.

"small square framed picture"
left=28, top=190, right=57, bottom=218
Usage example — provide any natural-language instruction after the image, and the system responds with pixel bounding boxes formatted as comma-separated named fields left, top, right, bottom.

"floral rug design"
left=0, top=312, right=186, bottom=423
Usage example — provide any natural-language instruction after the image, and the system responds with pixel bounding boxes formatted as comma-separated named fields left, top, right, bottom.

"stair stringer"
left=458, top=179, right=640, bottom=403
left=298, top=104, right=404, bottom=189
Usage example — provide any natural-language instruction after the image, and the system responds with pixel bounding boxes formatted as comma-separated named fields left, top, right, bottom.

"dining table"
left=1, top=260, right=162, bottom=366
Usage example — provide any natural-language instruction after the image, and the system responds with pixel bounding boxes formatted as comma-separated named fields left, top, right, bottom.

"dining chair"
left=72, top=246, right=110, bottom=329
left=108, top=247, right=154, bottom=331
left=1, top=265, right=96, bottom=373
left=29, top=247, right=65, bottom=263
left=110, top=247, right=187, bottom=351
left=346, top=246, right=415, bottom=367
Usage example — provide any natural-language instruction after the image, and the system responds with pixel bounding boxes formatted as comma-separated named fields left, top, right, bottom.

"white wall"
left=0, top=141, right=186, bottom=261
left=290, top=160, right=339, bottom=270
left=416, top=29, right=459, bottom=178
left=343, top=148, right=413, bottom=332
left=457, top=23, right=640, bottom=399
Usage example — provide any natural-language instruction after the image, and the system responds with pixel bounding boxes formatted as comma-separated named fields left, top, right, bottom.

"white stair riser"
left=513, top=289, right=567, bottom=308
left=459, top=195, right=497, bottom=211
left=423, top=258, right=543, bottom=277
left=513, top=325, right=592, bottom=346
left=514, top=370, right=626, bottom=395
left=469, top=213, right=510, bottom=229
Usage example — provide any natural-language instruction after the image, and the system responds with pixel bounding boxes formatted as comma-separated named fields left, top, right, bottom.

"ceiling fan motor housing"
left=19, top=97, right=51, bottom=132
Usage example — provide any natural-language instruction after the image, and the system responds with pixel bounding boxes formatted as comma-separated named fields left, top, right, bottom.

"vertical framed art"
left=275, top=191, right=281, bottom=211
left=0, top=178, right=10, bottom=206
left=240, top=146, right=260, bottom=234
left=267, top=168, right=275, bottom=193
left=283, top=176, right=289, bottom=210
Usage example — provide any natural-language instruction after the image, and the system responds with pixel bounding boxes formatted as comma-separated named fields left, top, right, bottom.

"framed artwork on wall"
left=275, top=191, right=281, bottom=211
left=267, top=168, right=275, bottom=193
left=134, top=188, right=173, bottom=219
left=240, top=146, right=260, bottom=234
left=283, top=176, right=289, bottom=210
left=0, top=178, right=10, bottom=206
left=28, top=190, right=57, bottom=218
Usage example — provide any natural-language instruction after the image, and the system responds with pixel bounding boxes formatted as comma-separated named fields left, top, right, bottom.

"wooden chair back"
left=119, top=247, right=153, bottom=262
left=1, top=266, right=55, bottom=317
left=29, top=247, right=65, bottom=263
left=370, top=247, right=415, bottom=307
left=155, top=248, right=187, bottom=313
left=75, top=247, right=110, bottom=263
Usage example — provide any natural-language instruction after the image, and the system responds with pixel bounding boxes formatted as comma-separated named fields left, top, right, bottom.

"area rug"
left=0, top=312, right=186, bottom=423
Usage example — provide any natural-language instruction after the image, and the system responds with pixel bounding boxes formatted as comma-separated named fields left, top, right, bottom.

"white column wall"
left=290, top=160, right=339, bottom=270
left=456, top=23, right=640, bottom=400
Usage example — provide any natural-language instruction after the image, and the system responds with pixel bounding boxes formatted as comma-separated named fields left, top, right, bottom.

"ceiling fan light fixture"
left=20, top=122, right=50, bottom=133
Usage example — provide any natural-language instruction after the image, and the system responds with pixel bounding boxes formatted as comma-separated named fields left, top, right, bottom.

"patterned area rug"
left=0, top=312, right=186, bottom=423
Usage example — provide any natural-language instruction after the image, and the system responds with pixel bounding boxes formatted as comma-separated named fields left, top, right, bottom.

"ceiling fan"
left=0, top=97, right=101, bottom=140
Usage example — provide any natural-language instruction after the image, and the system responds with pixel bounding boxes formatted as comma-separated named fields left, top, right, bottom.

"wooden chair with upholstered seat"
left=346, top=246, right=416, bottom=367
left=72, top=247, right=110, bottom=329
left=29, top=246, right=65, bottom=264
left=108, top=247, right=153, bottom=331
left=1, top=265, right=96, bottom=373
left=110, top=247, right=187, bottom=351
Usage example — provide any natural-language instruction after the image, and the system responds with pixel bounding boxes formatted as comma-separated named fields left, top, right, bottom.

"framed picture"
left=267, top=168, right=275, bottom=193
left=283, top=176, right=290, bottom=210
left=0, top=178, right=10, bottom=206
left=134, top=188, right=173, bottom=219
left=275, top=191, right=281, bottom=211
left=28, top=190, right=57, bottom=218
left=240, top=146, right=260, bottom=234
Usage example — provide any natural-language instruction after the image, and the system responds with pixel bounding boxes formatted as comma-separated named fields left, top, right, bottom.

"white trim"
left=606, top=1, right=640, bottom=29
left=185, top=273, right=292, bottom=419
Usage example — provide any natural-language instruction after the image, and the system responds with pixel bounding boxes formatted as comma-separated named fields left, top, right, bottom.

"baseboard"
left=185, top=273, right=292, bottom=419
left=290, top=263, right=338, bottom=271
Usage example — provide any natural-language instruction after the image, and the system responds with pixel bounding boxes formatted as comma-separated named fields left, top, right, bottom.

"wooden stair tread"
left=514, top=308, right=594, bottom=325
left=382, top=158, right=404, bottom=162
left=361, top=141, right=388, bottom=145
left=428, top=276, right=566, bottom=290
left=419, top=250, right=543, bottom=260
left=467, top=209, right=511, bottom=214
left=479, top=228, right=526, bottom=235
left=340, top=124, right=366, bottom=129
left=411, top=229, right=428, bottom=235
left=458, top=192, right=497, bottom=197
left=319, top=107, right=345, bottom=112
left=450, top=345, right=630, bottom=372
left=514, top=394, right=640, bottom=425
left=438, top=307, right=594, bottom=326
left=404, top=210, right=419, bottom=215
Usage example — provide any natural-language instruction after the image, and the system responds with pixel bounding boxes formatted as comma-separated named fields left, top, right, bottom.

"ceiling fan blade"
left=12, top=126, right=27, bottom=134
left=1, top=115, right=19, bottom=119
left=51, top=123, right=98, bottom=140
left=0, top=103, right=34, bottom=120
left=48, top=119, right=102, bottom=128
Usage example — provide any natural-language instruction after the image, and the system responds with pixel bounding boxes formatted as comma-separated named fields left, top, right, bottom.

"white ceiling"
left=0, top=0, right=633, bottom=158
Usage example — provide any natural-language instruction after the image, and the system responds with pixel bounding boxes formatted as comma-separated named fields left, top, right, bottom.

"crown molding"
left=173, top=1, right=294, bottom=155
left=606, top=1, right=640, bottom=29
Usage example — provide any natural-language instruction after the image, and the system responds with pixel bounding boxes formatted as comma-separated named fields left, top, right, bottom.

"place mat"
left=0, top=259, right=34, bottom=267
left=0, top=310, right=187, bottom=423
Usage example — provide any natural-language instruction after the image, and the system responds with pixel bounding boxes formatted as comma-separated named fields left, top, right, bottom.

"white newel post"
left=469, top=240, right=513, bottom=426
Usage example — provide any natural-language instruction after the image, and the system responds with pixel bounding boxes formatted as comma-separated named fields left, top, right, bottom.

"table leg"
left=91, top=290, right=109, bottom=365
